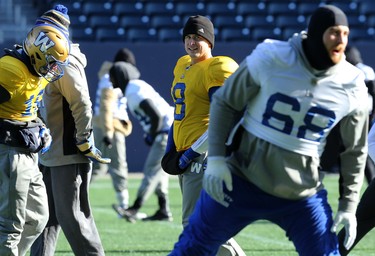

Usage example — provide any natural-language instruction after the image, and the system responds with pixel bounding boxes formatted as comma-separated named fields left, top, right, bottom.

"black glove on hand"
left=161, top=148, right=185, bottom=175
left=144, top=133, right=154, bottom=146
left=103, top=136, right=113, bottom=149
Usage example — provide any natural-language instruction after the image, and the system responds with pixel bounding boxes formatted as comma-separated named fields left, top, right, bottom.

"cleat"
left=112, top=204, right=127, bottom=218
left=123, top=207, right=138, bottom=223
left=112, top=205, right=147, bottom=223
left=142, top=210, right=173, bottom=222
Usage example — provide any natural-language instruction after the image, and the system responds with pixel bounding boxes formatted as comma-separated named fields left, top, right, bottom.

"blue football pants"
left=170, top=174, right=340, bottom=256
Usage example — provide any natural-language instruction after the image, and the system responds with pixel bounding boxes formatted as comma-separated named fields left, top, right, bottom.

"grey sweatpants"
left=0, top=144, right=49, bottom=256
left=136, top=133, right=170, bottom=202
left=104, top=131, right=129, bottom=208
left=30, top=163, right=105, bottom=256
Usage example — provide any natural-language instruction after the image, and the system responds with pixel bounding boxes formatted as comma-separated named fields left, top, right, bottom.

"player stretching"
left=0, top=21, right=70, bottom=255
left=169, top=5, right=368, bottom=255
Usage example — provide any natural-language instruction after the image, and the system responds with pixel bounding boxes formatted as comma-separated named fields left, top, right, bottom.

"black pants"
left=30, top=163, right=105, bottom=256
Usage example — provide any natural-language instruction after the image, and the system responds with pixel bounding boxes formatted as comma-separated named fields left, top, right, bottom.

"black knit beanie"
left=113, top=48, right=137, bottom=66
left=303, top=5, right=348, bottom=70
left=35, top=4, right=70, bottom=35
left=183, top=15, right=215, bottom=49
left=109, top=62, right=141, bottom=94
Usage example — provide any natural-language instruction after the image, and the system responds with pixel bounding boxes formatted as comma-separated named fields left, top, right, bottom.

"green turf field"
left=51, top=173, right=375, bottom=256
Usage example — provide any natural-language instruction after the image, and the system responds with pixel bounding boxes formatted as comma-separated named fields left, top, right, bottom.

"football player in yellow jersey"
left=162, top=15, right=245, bottom=255
left=0, top=23, right=70, bottom=255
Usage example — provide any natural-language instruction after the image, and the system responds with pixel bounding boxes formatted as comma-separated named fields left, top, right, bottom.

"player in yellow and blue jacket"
left=0, top=21, right=70, bottom=255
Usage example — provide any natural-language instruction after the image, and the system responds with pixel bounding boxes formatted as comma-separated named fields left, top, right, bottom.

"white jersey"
left=355, top=62, right=375, bottom=113
left=94, top=74, right=129, bottom=121
left=356, top=62, right=375, bottom=81
left=243, top=38, right=368, bottom=157
left=126, top=79, right=173, bottom=133
left=209, top=32, right=368, bottom=208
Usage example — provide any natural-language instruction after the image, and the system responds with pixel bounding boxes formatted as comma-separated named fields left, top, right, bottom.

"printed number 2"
left=262, top=93, right=335, bottom=142
left=172, top=83, right=186, bottom=121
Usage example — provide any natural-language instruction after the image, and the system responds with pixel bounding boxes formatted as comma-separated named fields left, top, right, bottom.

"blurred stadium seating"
left=3, top=0, right=375, bottom=44
left=3, top=0, right=374, bottom=174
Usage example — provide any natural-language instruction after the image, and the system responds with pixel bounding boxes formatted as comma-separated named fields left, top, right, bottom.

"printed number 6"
left=262, top=93, right=335, bottom=142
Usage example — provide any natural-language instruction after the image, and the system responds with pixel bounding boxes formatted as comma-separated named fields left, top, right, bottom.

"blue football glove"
left=39, top=127, right=52, bottom=154
left=178, top=148, right=200, bottom=169
left=77, top=136, right=111, bottom=164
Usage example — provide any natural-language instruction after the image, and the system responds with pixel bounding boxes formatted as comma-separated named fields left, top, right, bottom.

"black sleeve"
left=0, top=85, right=11, bottom=104
left=366, top=80, right=375, bottom=122
left=366, top=79, right=375, bottom=98
left=320, top=122, right=343, bottom=171
left=208, top=86, right=221, bottom=102
left=139, top=98, right=163, bottom=136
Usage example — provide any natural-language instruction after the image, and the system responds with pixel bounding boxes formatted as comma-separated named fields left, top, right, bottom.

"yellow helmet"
left=23, top=24, right=70, bottom=82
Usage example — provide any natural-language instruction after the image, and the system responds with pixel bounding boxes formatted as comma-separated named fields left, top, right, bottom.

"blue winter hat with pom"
left=35, top=4, right=70, bottom=34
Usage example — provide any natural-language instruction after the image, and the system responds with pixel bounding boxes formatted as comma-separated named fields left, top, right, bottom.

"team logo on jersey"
left=34, top=32, right=55, bottom=53
left=190, top=162, right=203, bottom=173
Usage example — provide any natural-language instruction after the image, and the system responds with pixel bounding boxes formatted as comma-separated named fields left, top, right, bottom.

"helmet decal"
left=23, top=24, right=70, bottom=82
left=34, top=32, right=56, bottom=53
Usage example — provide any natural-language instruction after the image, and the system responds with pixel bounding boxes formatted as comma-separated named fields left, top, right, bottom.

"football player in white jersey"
left=92, top=48, right=137, bottom=181
left=110, top=61, right=174, bottom=222
left=169, top=5, right=368, bottom=255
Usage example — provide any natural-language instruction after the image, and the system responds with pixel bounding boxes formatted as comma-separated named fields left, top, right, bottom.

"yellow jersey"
left=0, top=55, right=48, bottom=121
left=171, top=55, right=238, bottom=151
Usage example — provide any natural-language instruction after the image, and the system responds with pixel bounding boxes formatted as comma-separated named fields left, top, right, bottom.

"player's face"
left=184, top=34, right=212, bottom=64
left=323, top=25, right=349, bottom=65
